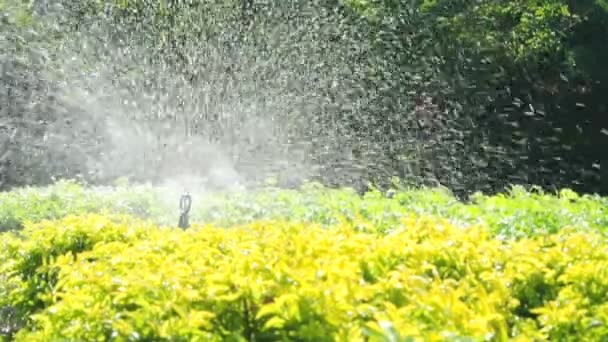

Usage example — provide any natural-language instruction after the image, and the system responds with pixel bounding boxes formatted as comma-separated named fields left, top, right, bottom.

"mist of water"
left=3, top=1, right=384, bottom=194
left=4, top=0, right=501, bottom=199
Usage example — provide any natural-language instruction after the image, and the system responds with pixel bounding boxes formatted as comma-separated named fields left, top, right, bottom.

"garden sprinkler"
left=178, top=192, right=192, bottom=229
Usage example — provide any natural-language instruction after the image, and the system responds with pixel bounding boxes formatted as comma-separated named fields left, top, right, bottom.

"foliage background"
left=1, top=0, right=606, bottom=196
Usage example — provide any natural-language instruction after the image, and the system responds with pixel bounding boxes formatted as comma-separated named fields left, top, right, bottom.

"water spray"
left=178, top=192, right=192, bottom=229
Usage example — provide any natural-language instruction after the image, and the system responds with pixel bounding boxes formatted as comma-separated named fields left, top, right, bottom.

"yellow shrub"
left=2, top=215, right=608, bottom=341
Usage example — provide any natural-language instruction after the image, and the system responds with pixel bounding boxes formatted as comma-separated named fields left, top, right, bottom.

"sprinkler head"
left=178, top=192, right=192, bottom=229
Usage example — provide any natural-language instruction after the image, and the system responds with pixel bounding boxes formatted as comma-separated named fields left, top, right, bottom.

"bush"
left=0, top=214, right=156, bottom=338
left=2, top=214, right=608, bottom=340
left=0, top=180, right=172, bottom=232
left=1, top=181, right=607, bottom=238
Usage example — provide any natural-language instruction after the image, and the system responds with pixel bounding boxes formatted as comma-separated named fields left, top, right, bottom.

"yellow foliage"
left=3, top=215, right=608, bottom=341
